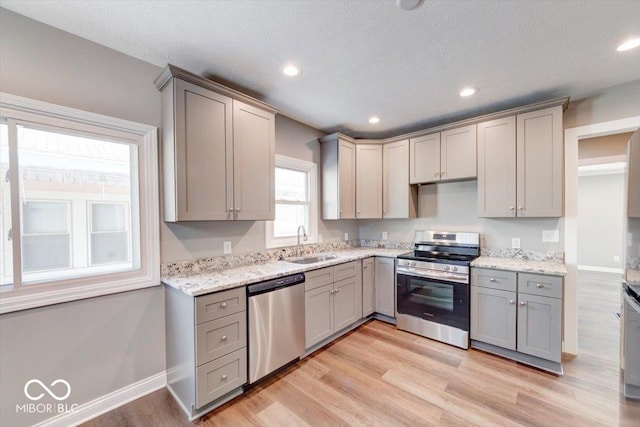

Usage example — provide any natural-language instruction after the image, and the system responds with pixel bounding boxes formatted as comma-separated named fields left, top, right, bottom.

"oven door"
left=396, top=272, right=469, bottom=331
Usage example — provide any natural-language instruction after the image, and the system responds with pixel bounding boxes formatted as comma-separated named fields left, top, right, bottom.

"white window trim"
left=266, top=154, right=318, bottom=249
left=0, top=92, right=160, bottom=314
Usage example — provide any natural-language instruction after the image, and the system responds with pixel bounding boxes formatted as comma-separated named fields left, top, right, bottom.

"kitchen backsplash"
left=480, top=247, right=565, bottom=262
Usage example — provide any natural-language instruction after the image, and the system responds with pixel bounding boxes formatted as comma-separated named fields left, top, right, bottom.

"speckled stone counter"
left=471, top=256, right=567, bottom=276
left=162, top=248, right=408, bottom=296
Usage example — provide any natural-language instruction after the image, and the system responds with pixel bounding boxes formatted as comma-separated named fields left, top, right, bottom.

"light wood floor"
left=84, top=272, right=639, bottom=426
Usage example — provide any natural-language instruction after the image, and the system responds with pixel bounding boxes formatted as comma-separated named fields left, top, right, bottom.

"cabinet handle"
left=220, top=302, right=227, bottom=308
left=517, top=206, right=523, bottom=211
left=235, top=208, right=240, bottom=212
left=509, top=206, right=515, bottom=211
left=441, top=171, right=446, bottom=176
left=490, top=278, right=496, bottom=282
left=221, top=335, right=228, bottom=341
left=221, top=375, right=228, bottom=381
left=434, top=172, right=439, bottom=177
left=536, top=283, right=543, bottom=288
left=364, top=266, right=368, bottom=269
left=335, top=289, right=340, bottom=294
left=227, top=208, right=234, bottom=213
left=519, top=301, right=527, bottom=306
left=509, top=300, right=515, bottom=304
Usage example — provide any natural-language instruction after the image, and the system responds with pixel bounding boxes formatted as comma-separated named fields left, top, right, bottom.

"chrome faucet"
left=296, top=225, right=308, bottom=257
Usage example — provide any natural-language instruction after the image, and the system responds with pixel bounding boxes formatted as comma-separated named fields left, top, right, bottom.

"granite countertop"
left=471, top=256, right=567, bottom=276
left=162, top=248, right=408, bottom=296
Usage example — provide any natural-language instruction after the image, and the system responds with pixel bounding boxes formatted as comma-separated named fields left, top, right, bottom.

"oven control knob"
left=444, top=265, right=450, bottom=271
left=452, top=266, right=458, bottom=272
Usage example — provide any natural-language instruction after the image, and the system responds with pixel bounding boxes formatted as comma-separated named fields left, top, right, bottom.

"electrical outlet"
left=344, top=232, right=349, bottom=241
left=223, top=241, right=232, bottom=254
left=614, top=255, right=620, bottom=262
left=629, top=232, right=634, bottom=247
left=382, top=231, right=388, bottom=240
left=512, top=238, right=521, bottom=249
left=318, top=234, right=323, bottom=243
left=542, top=230, right=560, bottom=243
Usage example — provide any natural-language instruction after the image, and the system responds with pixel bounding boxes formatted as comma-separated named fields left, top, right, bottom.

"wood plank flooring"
left=83, top=271, right=640, bottom=426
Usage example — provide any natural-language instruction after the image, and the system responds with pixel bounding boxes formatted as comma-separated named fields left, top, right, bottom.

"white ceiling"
left=2, top=0, right=640, bottom=138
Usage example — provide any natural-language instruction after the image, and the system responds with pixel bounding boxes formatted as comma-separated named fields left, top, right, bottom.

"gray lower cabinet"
left=305, top=261, right=363, bottom=349
left=362, top=258, right=375, bottom=317
left=375, top=257, right=396, bottom=317
left=165, top=285, right=247, bottom=419
left=471, top=267, right=563, bottom=373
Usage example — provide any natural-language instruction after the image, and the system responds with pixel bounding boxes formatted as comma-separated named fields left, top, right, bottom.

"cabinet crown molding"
left=318, top=97, right=569, bottom=145
left=154, top=64, right=278, bottom=114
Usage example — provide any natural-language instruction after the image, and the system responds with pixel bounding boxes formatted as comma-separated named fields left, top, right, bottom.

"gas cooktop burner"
left=397, top=231, right=480, bottom=266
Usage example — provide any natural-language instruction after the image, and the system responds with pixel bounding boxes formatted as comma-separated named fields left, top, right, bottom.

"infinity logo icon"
left=24, top=379, right=71, bottom=401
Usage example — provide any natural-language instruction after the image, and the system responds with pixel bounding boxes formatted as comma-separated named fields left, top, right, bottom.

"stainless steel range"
left=396, top=231, right=480, bottom=349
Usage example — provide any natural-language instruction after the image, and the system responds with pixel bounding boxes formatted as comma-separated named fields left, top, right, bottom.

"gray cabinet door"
left=305, top=283, right=334, bottom=348
left=338, top=140, right=356, bottom=219
left=440, top=124, right=477, bottom=181
left=628, top=130, right=640, bottom=218
left=517, top=293, right=562, bottom=362
left=333, top=277, right=359, bottom=332
left=173, top=78, right=233, bottom=221
left=356, top=144, right=383, bottom=218
left=516, top=106, right=563, bottom=217
left=477, top=116, right=517, bottom=218
left=375, top=257, right=395, bottom=317
left=383, top=140, right=417, bottom=219
left=470, top=286, right=517, bottom=350
left=232, top=100, right=275, bottom=220
left=409, top=133, right=440, bottom=184
left=362, top=258, right=375, bottom=317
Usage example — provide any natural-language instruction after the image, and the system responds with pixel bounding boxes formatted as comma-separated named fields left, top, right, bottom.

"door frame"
left=563, top=115, right=640, bottom=355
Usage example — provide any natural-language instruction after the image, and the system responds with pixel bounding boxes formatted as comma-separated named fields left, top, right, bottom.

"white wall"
left=577, top=172, right=625, bottom=269
left=359, top=180, right=564, bottom=251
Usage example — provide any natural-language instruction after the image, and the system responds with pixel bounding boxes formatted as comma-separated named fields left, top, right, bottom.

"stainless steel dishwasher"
left=247, top=273, right=305, bottom=384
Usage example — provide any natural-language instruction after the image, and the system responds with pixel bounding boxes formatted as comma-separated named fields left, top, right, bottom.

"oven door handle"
left=624, top=290, right=640, bottom=314
left=397, top=267, right=468, bottom=284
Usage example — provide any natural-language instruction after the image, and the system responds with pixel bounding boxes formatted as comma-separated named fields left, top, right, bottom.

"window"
left=0, top=93, right=160, bottom=314
left=266, top=155, right=318, bottom=248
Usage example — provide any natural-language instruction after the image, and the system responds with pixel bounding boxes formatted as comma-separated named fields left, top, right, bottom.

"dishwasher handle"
left=247, top=273, right=305, bottom=296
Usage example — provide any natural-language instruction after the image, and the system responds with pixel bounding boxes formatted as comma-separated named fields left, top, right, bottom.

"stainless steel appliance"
left=247, top=273, right=305, bottom=384
left=622, top=282, right=640, bottom=400
left=396, top=231, right=480, bottom=349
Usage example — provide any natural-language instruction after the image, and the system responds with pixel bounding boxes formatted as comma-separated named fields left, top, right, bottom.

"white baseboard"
left=578, top=265, right=624, bottom=274
left=34, top=371, right=167, bottom=427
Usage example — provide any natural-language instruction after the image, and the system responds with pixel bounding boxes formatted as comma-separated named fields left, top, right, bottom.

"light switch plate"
left=223, top=241, right=232, bottom=254
left=344, top=232, right=349, bottom=241
left=382, top=231, right=388, bottom=240
left=318, top=234, right=323, bottom=243
left=542, top=230, right=560, bottom=243
left=512, top=238, right=521, bottom=249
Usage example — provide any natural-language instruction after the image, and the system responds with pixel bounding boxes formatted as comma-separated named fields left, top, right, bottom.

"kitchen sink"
left=288, top=255, right=338, bottom=264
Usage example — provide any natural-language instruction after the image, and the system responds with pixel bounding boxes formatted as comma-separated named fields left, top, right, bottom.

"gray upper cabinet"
left=410, top=133, right=440, bottom=184
left=478, top=105, right=563, bottom=218
left=375, top=257, right=395, bottom=317
left=516, top=106, right=563, bottom=217
left=626, top=130, right=640, bottom=218
left=477, top=116, right=517, bottom=218
left=232, top=101, right=275, bottom=221
left=320, top=134, right=356, bottom=220
left=156, top=65, right=277, bottom=222
left=356, top=144, right=383, bottom=219
left=383, top=140, right=417, bottom=219
left=409, top=124, right=476, bottom=185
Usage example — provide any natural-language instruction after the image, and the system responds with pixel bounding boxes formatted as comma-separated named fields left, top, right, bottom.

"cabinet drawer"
left=472, top=268, right=517, bottom=292
left=305, top=267, right=334, bottom=291
left=196, top=312, right=247, bottom=366
left=196, top=348, right=247, bottom=409
left=196, top=287, right=246, bottom=324
left=334, top=260, right=360, bottom=282
left=518, top=273, right=563, bottom=299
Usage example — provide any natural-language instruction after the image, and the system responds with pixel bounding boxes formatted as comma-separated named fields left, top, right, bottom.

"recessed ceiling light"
left=616, top=38, right=640, bottom=52
left=369, top=116, right=381, bottom=124
left=282, top=64, right=302, bottom=77
left=459, top=87, right=477, bottom=97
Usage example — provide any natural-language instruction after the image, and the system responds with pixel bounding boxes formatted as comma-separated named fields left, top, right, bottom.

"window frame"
left=88, top=200, right=131, bottom=267
left=0, top=92, right=160, bottom=314
left=265, top=154, right=318, bottom=249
